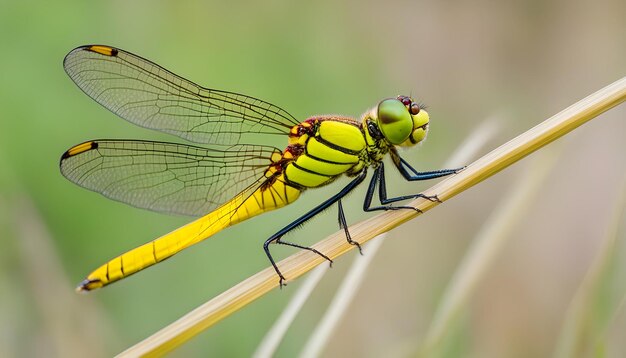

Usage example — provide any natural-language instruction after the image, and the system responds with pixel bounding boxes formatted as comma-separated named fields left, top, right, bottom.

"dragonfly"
left=60, top=45, right=462, bottom=291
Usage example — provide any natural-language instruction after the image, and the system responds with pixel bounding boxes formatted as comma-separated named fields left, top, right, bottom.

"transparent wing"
left=63, top=45, right=299, bottom=146
left=60, top=140, right=281, bottom=217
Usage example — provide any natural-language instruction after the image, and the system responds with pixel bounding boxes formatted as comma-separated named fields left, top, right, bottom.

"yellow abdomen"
left=78, top=174, right=300, bottom=291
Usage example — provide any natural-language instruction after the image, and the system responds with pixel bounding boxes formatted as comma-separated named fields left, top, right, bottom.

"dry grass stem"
left=252, top=265, right=328, bottom=358
left=117, top=77, right=626, bottom=357
left=419, top=146, right=561, bottom=355
left=299, top=235, right=386, bottom=358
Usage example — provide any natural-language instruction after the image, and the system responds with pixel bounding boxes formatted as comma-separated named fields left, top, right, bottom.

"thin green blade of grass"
left=606, top=284, right=626, bottom=353
left=553, top=174, right=626, bottom=358
left=117, top=77, right=626, bottom=358
left=0, top=153, right=114, bottom=357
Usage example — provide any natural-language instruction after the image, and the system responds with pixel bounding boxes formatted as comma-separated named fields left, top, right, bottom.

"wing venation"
left=60, top=139, right=280, bottom=216
left=63, top=45, right=299, bottom=146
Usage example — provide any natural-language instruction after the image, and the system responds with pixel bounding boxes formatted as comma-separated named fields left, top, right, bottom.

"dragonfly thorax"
left=279, top=96, right=431, bottom=191
left=280, top=116, right=369, bottom=189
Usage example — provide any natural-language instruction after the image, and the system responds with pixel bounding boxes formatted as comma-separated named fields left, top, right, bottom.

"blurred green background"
left=1, top=1, right=625, bottom=357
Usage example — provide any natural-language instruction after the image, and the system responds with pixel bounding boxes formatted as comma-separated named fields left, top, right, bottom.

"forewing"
left=63, top=45, right=298, bottom=146
left=60, top=140, right=280, bottom=217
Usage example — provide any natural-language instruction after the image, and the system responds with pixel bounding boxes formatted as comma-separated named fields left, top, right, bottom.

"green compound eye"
left=400, top=110, right=430, bottom=147
left=377, top=99, right=413, bottom=145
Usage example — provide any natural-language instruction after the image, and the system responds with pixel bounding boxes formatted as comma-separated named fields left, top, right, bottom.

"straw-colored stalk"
left=118, top=77, right=626, bottom=357
left=252, top=264, right=328, bottom=358
left=419, top=145, right=561, bottom=356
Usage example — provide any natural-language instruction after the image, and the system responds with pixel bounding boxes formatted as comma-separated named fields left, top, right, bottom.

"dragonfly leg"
left=338, top=199, right=363, bottom=254
left=263, top=240, right=288, bottom=286
left=393, top=152, right=463, bottom=182
left=264, top=170, right=368, bottom=287
left=364, top=163, right=435, bottom=212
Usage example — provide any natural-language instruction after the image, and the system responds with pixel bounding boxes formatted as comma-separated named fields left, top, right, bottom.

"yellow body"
left=80, top=174, right=301, bottom=290
left=73, top=113, right=419, bottom=290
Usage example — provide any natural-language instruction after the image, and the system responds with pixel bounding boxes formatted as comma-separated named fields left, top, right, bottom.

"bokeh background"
left=1, top=1, right=625, bottom=357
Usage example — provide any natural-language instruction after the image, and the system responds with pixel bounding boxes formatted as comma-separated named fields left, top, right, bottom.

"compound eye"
left=399, top=109, right=430, bottom=147
left=377, top=99, right=413, bottom=145
left=398, top=95, right=412, bottom=106
left=409, top=102, right=421, bottom=115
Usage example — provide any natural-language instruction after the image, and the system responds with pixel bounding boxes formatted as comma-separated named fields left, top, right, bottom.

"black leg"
left=264, top=170, right=368, bottom=287
left=364, top=153, right=462, bottom=212
left=377, top=162, right=441, bottom=205
left=363, top=164, right=432, bottom=212
left=338, top=199, right=362, bottom=254
left=391, top=151, right=464, bottom=181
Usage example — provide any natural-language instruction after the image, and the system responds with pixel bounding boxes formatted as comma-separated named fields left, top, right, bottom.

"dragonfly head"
left=375, top=95, right=429, bottom=147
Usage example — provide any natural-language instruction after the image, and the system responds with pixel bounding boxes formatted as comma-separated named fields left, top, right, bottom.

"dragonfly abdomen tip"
left=75, top=278, right=103, bottom=293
